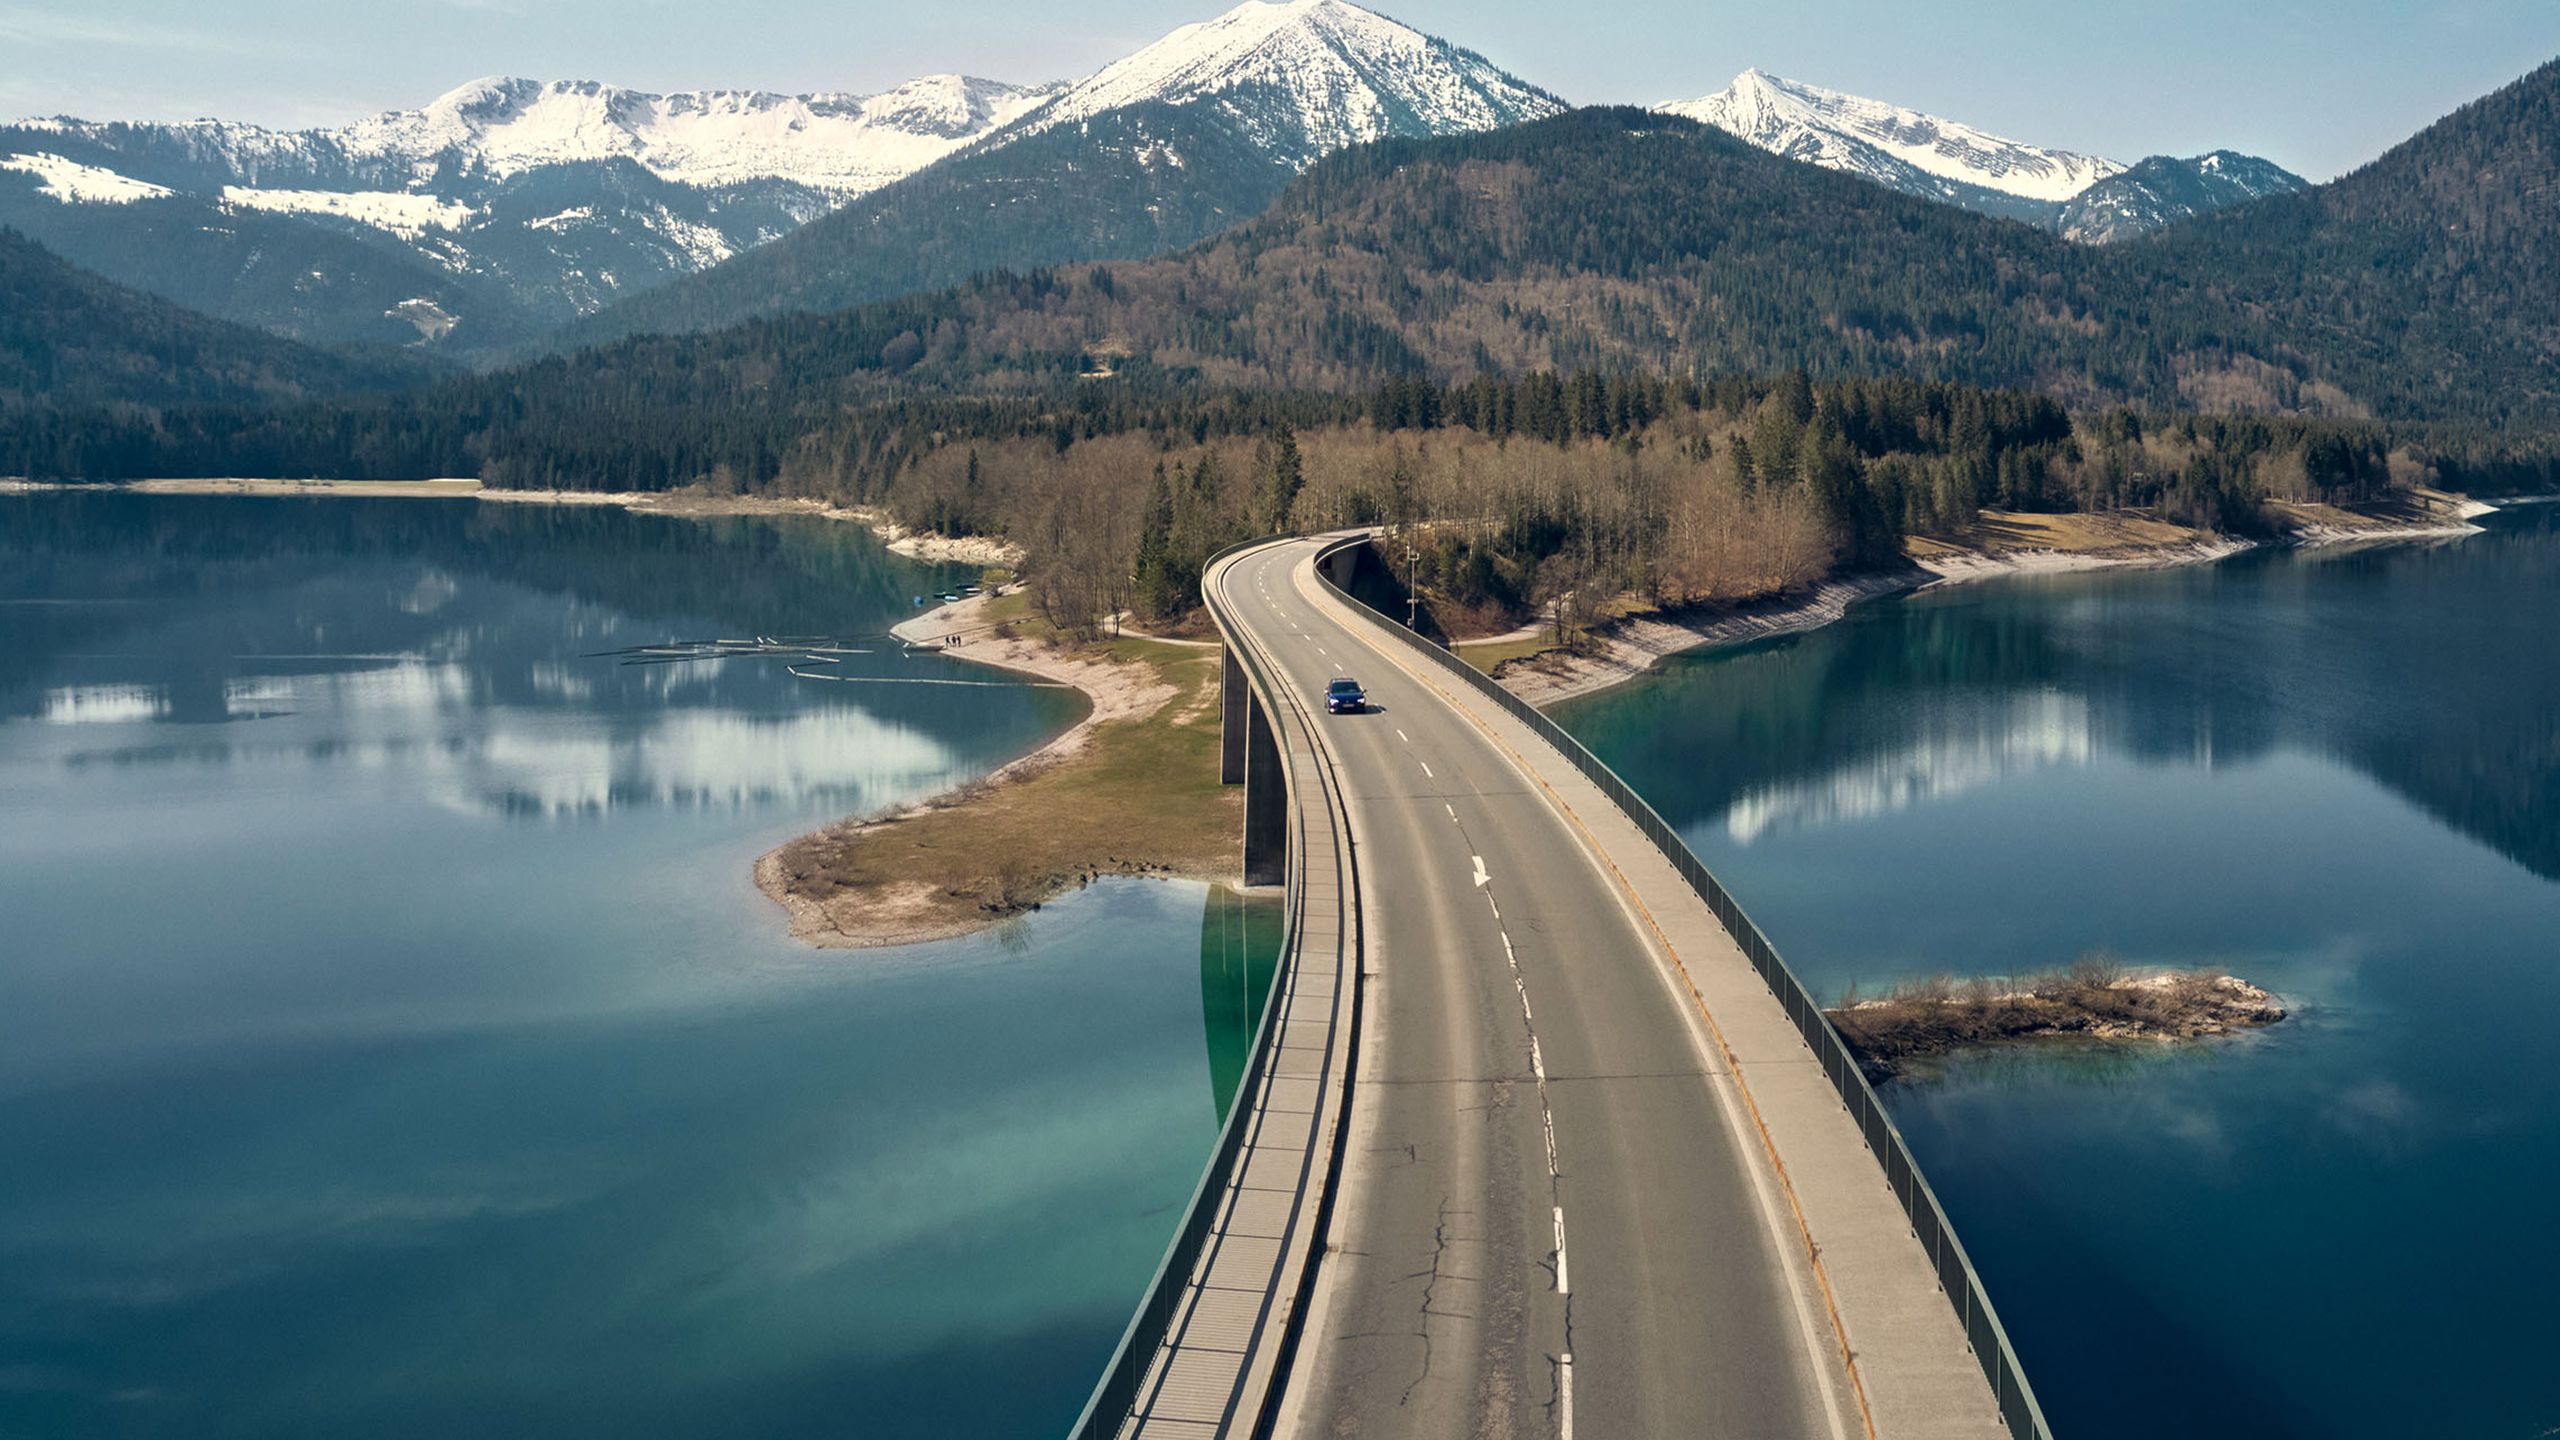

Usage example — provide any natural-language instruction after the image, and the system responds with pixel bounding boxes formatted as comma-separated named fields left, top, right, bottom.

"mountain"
left=0, top=152, right=523, bottom=351
left=324, top=73, right=1059, bottom=195
left=0, top=73, right=1056, bottom=355
left=1661, top=70, right=2303, bottom=238
left=5, top=0, right=1560, bottom=358
left=561, top=0, right=1565, bottom=346
left=1004, top=0, right=1560, bottom=167
left=1100, top=70, right=2547, bottom=421
left=2058, top=151, right=2307, bottom=243
left=2129, top=56, right=2560, bottom=420
left=17, top=61, right=2560, bottom=487
left=0, top=227, right=434, bottom=410
left=1662, top=70, right=2121, bottom=222
left=555, top=103, right=1298, bottom=348
left=512, top=63, right=2560, bottom=441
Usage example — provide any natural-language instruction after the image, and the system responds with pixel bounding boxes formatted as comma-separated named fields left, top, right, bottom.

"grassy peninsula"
left=757, top=592, right=1245, bottom=948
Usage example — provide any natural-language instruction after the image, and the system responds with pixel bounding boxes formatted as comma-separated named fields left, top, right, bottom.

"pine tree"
left=1132, top=461, right=1179, bottom=620
left=1775, top=370, right=1816, bottom=426
left=1256, top=424, right=1305, bottom=534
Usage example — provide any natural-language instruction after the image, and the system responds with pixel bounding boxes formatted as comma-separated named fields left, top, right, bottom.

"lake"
left=0, top=492, right=1270, bottom=1439
left=1556, top=503, right=2560, bottom=1439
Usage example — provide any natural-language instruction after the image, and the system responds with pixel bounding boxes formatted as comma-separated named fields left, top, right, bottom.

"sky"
left=0, top=0, right=2553, bottom=179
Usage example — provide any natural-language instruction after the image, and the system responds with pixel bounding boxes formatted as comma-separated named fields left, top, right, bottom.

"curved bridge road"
left=1206, top=539, right=2009, bottom=1440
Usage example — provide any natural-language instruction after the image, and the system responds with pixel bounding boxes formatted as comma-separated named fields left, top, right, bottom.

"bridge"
left=1074, top=534, right=2045, bottom=1440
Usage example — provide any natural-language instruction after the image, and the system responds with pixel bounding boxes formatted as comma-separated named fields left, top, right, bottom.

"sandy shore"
left=484, top=488, right=1021, bottom=565
left=5, top=476, right=1022, bottom=565
left=1496, top=518, right=2474, bottom=708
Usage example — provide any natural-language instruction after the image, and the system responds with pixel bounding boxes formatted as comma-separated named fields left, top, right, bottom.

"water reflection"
left=0, top=494, right=1074, bottom=824
left=1556, top=507, right=2560, bottom=1440
left=1199, top=884, right=1286, bottom=1118
left=0, top=492, right=1244, bottom=1440
left=1561, top=513, right=2560, bottom=881
left=1720, top=691, right=2095, bottom=841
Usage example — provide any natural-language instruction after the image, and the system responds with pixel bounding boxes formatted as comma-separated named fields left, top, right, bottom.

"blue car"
left=1324, top=677, right=1367, bottom=714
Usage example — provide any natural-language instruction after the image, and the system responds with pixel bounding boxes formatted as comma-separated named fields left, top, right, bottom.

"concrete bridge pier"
left=1222, top=644, right=1289, bottom=887
left=1220, top=645, right=1249, bottom=785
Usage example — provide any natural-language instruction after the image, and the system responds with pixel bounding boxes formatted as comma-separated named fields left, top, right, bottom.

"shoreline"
left=17, top=477, right=2522, bottom=951
left=754, top=591, right=1239, bottom=949
left=1495, top=509, right=2489, bottom=709
left=0, top=476, right=1022, bottom=566
left=10, top=475, right=1181, bottom=953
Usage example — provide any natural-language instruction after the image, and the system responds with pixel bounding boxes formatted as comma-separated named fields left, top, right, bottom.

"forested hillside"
left=0, top=229, right=441, bottom=411
left=794, top=66, right=2554, bottom=425
left=557, top=103, right=1298, bottom=349
left=385, top=58, right=2559, bottom=464
left=0, top=161, right=524, bottom=351
left=2127, top=57, right=2560, bottom=419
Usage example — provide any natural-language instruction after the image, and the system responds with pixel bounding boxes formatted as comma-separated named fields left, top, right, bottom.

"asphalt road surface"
left=1212, top=540, right=1861, bottom=1440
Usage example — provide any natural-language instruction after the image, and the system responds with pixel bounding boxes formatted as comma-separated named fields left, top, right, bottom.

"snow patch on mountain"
left=1664, top=69, right=2123, bottom=204
left=639, top=209, right=736, bottom=269
left=219, top=185, right=475, bottom=237
left=1, top=152, right=174, bottom=204
left=1009, top=0, right=1564, bottom=166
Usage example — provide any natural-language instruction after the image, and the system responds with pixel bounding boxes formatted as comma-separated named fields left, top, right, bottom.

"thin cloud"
left=0, top=6, right=284, bottom=57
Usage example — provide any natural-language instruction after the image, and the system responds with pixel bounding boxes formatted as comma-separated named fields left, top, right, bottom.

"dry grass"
left=976, top=588, right=1035, bottom=628
left=763, top=628, right=1242, bottom=947
left=1827, top=955, right=2286, bottom=1082
left=1457, top=635, right=1563, bottom=674
left=2262, top=488, right=2463, bottom=534
left=1906, top=509, right=2211, bottom=560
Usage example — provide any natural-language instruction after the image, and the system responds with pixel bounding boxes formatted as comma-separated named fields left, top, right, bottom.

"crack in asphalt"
left=1391, top=1192, right=1474, bottom=1409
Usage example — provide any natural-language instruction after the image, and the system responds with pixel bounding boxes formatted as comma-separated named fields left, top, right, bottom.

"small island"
left=1826, top=960, right=2287, bottom=1083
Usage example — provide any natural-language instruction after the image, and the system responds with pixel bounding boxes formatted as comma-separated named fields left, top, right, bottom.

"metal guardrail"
left=1064, top=536, right=1316, bottom=1440
left=1309, top=533, right=2055, bottom=1440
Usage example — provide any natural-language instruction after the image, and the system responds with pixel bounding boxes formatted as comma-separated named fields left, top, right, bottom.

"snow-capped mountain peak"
left=1665, top=69, right=2124, bottom=205
left=1010, top=0, right=1564, bottom=166
left=859, top=73, right=1057, bottom=140
left=0, top=66, right=1071, bottom=349
left=330, top=73, right=1060, bottom=195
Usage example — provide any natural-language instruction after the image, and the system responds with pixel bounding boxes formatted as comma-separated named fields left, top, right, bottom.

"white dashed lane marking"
left=1553, top=1206, right=1572, bottom=1295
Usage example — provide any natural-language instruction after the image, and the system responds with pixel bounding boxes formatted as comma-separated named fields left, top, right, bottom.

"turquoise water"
left=0, top=494, right=1265, bottom=1439
left=1557, top=507, right=2560, bottom=1439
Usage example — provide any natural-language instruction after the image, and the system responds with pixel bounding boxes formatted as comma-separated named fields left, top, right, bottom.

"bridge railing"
left=1066, top=536, right=1306, bottom=1440
left=1311, top=534, right=2054, bottom=1440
